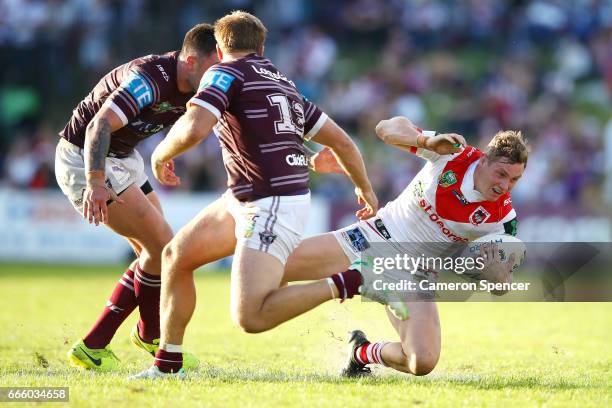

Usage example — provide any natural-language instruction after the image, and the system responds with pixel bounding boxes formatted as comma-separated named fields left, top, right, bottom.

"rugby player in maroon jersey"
left=130, top=11, right=378, bottom=379
left=55, top=24, right=217, bottom=370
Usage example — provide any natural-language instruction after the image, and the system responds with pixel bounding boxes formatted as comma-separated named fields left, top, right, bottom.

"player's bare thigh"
left=105, top=184, right=173, bottom=250
left=386, top=301, right=441, bottom=372
left=283, top=232, right=350, bottom=283
left=165, top=196, right=237, bottom=271
left=125, top=190, right=166, bottom=256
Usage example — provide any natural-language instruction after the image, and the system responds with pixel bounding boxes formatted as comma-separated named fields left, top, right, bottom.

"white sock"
left=160, top=343, right=182, bottom=353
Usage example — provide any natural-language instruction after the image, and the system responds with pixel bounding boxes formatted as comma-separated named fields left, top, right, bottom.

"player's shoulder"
left=207, top=59, right=247, bottom=82
left=129, top=51, right=176, bottom=75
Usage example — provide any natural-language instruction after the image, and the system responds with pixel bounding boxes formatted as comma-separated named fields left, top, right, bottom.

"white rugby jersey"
left=377, top=145, right=518, bottom=244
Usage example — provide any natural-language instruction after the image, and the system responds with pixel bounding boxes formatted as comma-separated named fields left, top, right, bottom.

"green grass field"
left=0, top=263, right=610, bottom=407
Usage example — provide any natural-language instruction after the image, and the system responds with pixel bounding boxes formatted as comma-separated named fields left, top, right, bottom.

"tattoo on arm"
left=85, top=118, right=111, bottom=173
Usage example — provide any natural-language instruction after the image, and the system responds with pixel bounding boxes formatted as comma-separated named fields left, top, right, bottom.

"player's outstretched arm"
left=151, top=105, right=218, bottom=186
left=310, top=118, right=378, bottom=219
left=83, top=107, right=126, bottom=226
left=375, top=116, right=466, bottom=155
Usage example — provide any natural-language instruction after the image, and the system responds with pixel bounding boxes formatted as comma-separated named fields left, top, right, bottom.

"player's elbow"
left=375, top=120, right=390, bottom=143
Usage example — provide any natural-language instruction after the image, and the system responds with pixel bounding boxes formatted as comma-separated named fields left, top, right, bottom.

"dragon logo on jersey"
left=469, top=206, right=491, bottom=226
left=438, top=170, right=457, bottom=188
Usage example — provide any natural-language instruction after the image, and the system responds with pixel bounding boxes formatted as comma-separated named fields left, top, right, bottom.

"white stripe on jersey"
left=190, top=99, right=221, bottom=119
left=304, top=113, right=328, bottom=141
left=103, top=100, right=129, bottom=126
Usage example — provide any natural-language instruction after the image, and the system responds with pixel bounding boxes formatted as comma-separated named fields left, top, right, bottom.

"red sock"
left=154, top=348, right=183, bottom=373
left=330, top=269, right=362, bottom=302
left=354, top=342, right=389, bottom=366
left=134, top=264, right=161, bottom=343
left=83, top=265, right=138, bottom=349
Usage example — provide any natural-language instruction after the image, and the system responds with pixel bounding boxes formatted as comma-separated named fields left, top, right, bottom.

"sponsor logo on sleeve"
left=469, top=206, right=491, bottom=226
left=199, top=70, right=236, bottom=92
left=438, top=170, right=457, bottom=188
left=122, top=72, right=153, bottom=109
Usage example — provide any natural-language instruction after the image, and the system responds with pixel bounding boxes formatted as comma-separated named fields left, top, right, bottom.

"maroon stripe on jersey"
left=304, top=104, right=316, bottom=121
left=199, top=89, right=228, bottom=110
left=260, top=143, right=301, bottom=153
left=434, top=147, right=513, bottom=224
left=244, top=80, right=299, bottom=95
left=116, top=91, right=139, bottom=117
left=242, top=86, right=302, bottom=100
left=215, top=65, right=245, bottom=80
left=270, top=176, right=309, bottom=187
left=203, top=86, right=229, bottom=108
left=259, top=141, right=297, bottom=148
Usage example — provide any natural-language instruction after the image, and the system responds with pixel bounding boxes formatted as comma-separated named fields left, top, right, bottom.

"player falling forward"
left=282, top=117, right=528, bottom=376
left=130, top=11, right=378, bottom=379
left=55, top=24, right=217, bottom=370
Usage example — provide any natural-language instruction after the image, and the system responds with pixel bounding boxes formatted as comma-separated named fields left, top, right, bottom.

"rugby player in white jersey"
left=281, top=116, right=528, bottom=376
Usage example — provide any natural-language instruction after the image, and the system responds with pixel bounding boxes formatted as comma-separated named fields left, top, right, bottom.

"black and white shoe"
left=341, top=330, right=372, bottom=377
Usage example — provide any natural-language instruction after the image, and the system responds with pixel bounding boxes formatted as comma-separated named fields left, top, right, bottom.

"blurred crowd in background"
left=1, top=0, right=611, bottom=216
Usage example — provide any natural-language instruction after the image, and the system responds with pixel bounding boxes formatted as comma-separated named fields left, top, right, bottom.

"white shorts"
left=224, top=190, right=310, bottom=265
left=333, top=217, right=434, bottom=280
left=54, top=138, right=149, bottom=213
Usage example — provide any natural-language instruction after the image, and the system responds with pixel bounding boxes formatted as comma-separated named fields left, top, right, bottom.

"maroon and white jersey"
left=190, top=53, right=328, bottom=201
left=377, top=145, right=518, bottom=243
left=60, top=51, right=193, bottom=157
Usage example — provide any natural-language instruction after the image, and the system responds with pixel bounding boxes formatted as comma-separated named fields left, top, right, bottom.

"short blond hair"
left=214, top=11, right=267, bottom=54
left=486, top=130, right=530, bottom=166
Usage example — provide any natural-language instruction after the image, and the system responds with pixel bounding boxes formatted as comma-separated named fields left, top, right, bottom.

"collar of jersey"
left=460, top=158, right=485, bottom=203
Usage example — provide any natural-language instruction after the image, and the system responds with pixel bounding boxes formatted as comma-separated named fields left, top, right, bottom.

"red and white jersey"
left=377, top=145, right=517, bottom=243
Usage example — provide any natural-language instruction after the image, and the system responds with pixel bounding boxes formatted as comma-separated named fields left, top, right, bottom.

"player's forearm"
left=84, top=118, right=112, bottom=185
left=375, top=116, right=425, bottom=148
left=330, top=138, right=373, bottom=192
left=153, top=114, right=205, bottom=162
left=153, top=106, right=216, bottom=162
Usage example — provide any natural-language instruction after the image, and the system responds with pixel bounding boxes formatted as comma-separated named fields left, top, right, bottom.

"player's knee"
left=161, top=241, right=181, bottom=269
left=231, top=310, right=269, bottom=334
left=407, top=349, right=439, bottom=376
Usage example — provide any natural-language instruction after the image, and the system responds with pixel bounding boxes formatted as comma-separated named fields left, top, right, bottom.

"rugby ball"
left=463, top=233, right=526, bottom=277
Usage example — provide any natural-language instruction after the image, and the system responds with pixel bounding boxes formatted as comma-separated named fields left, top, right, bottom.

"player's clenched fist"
left=151, top=157, right=180, bottom=186
left=423, top=133, right=467, bottom=155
